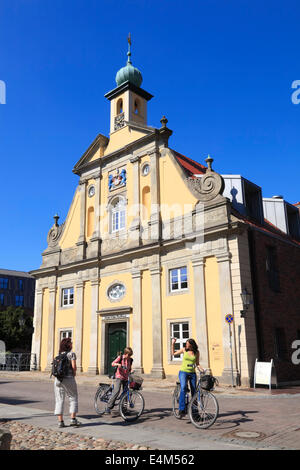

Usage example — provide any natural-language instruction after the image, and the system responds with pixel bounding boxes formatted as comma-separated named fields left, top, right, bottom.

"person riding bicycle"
left=105, top=347, right=133, bottom=414
left=171, top=338, right=204, bottom=418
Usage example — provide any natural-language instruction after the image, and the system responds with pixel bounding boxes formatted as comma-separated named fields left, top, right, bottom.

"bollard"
left=0, top=428, right=12, bottom=450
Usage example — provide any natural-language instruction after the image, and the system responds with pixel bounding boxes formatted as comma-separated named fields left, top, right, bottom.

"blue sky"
left=1, top=0, right=300, bottom=272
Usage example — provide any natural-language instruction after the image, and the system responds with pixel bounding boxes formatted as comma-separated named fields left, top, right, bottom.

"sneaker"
left=178, top=410, right=186, bottom=419
left=58, top=421, right=65, bottom=428
left=70, top=418, right=81, bottom=427
left=104, top=407, right=111, bottom=415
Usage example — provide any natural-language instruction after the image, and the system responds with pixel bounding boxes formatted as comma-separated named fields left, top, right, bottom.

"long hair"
left=186, top=338, right=198, bottom=355
left=59, top=337, right=72, bottom=353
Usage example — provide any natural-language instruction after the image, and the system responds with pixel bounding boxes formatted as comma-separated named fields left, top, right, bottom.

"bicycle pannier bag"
left=201, top=375, right=218, bottom=391
left=129, top=375, right=143, bottom=390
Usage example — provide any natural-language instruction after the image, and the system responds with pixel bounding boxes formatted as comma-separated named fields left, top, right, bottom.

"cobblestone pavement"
left=0, top=419, right=152, bottom=451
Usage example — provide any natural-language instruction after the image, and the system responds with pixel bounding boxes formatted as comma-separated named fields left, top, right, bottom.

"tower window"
left=134, top=99, right=139, bottom=114
left=117, top=98, right=123, bottom=115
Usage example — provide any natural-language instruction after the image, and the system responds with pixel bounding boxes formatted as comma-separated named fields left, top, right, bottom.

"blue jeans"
left=179, top=371, right=196, bottom=411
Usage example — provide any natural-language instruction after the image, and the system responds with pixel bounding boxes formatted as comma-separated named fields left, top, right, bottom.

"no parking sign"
left=225, top=314, right=234, bottom=324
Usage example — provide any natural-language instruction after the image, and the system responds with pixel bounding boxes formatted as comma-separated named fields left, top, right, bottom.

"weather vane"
left=127, top=33, right=132, bottom=64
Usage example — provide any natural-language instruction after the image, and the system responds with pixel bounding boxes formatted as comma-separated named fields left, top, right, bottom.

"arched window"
left=142, top=186, right=150, bottom=221
left=87, top=206, right=94, bottom=237
left=134, top=99, right=139, bottom=115
left=110, top=197, right=126, bottom=233
left=117, top=98, right=123, bottom=115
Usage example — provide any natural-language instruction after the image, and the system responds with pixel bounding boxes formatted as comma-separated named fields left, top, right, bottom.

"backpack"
left=50, top=353, right=70, bottom=382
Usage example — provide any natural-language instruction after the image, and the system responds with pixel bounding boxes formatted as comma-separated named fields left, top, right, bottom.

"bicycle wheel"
left=94, top=385, right=111, bottom=415
left=172, top=383, right=182, bottom=419
left=119, top=390, right=144, bottom=422
left=188, top=389, right=219, bottom=429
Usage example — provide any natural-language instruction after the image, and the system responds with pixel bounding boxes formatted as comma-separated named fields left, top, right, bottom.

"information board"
left=254, top=359, right=277, bottom=390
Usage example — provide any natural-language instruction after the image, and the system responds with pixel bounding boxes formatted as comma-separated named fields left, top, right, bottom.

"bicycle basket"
left=201, top=374, right=218, bottom=391
left=129, top=375, right=143, bottom=390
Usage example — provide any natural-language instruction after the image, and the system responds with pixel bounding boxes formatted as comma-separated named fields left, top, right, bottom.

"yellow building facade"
left=30, top=48, right=259, bottom=385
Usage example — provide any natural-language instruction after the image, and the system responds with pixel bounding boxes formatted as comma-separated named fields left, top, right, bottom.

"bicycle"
left=172, top=369, right=219, bottom=429
left=94, top=372, right=145, bottom=422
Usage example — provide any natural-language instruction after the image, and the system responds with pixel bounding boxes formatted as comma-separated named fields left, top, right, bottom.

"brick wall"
left=248, top=228, right=300, bottom=384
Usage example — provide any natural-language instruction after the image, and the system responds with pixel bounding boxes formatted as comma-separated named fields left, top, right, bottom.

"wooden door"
left=107, top=323, right=127, bottom=377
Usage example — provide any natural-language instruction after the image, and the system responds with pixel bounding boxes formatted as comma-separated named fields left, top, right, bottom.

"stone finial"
left=47, top=214, right=64, bottom=248
left=187, top=155, right=225, bottom=202
left=53, top=214, right=60, bottom=227
left=205, top=154, right=213, bottom=171
left=160, top=115, right=168, bottom=128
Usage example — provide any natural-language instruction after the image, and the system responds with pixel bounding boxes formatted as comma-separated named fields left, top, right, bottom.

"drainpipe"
left=247, top=228, right=263, bottom=361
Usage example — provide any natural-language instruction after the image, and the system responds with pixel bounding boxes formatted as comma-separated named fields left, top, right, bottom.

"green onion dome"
left=115, top=50, right=143, bottom=88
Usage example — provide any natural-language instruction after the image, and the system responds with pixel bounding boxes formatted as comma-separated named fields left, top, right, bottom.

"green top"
left=115, top=34, right=143, bottom=88
left=180, top=350, right=197, bottom=373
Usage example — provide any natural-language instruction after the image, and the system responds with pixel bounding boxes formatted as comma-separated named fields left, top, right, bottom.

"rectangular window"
left=170, top=267, right=188, bottom=292
left=112, top=209, right=125, bottom=232
left=62, top=288, right=74, bottom=307
left=266, top=246, right=280, bottom=292
left=274, top=328, right=287, bottom=360
left=18, top=279, right=24, bottom=291
left=0, top=278, right=8, bottom=289
left=171, top=321, right=190, bottom=361
left=0, top=294, right=4, bottom=305
left=60, top=330, right=72, bottom=342
left=15, top=295, right=24, bottom=307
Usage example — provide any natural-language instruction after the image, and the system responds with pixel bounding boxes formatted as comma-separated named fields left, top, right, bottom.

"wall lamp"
left=240, top=288, right=252, bottom=318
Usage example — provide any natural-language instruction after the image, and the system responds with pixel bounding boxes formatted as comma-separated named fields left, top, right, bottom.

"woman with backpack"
left=171, top=338, right=204, bottom=418
left=105, top=347, right=133, bottom=414
left=53, top=337, right=80, bottom=428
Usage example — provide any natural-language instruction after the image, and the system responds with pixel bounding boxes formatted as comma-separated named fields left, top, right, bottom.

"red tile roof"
left=171, top=150, right=206, bottom=177
left=231, top=208, right=300, bottom=247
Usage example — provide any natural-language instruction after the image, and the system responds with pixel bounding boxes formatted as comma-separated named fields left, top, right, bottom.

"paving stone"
left=1, top=420, right=153, bottom=451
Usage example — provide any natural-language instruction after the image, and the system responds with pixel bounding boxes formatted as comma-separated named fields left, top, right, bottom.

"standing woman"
left=54, top=337, right=80, bottom=428
left=171, top=338, right=204, bottom=418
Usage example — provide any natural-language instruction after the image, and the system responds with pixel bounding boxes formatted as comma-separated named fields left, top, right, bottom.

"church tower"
left=105, top=34, right=153, bottom=134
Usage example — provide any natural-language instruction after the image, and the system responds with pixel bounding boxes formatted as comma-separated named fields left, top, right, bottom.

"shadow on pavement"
left=0, top=397, right=41, bottom=406
left=213, top=410, right=258, bottom=431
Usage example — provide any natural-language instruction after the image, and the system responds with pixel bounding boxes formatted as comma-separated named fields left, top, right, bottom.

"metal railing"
left=0, top=353, right=36, bottom=371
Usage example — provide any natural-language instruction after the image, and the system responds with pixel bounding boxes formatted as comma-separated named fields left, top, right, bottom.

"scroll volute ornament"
left=47, top=214, right=64, bottom=248
left=187, top=156, right=225, bottom=202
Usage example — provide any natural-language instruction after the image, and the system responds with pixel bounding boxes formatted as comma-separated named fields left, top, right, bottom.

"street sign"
left=225, top=314, right=235, bottom=386
left=225, top=314, right=234, bottom=324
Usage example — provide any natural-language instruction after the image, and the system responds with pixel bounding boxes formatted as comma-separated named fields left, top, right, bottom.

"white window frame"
left=60, top=329, right=73, bottom=342
left=110, top=197, right=126, bottom=233
left=61, top=287, right=74, bottom=307
left=170, top=321, right=190, bottom=362
left=169, top=267, right=188, bottom=293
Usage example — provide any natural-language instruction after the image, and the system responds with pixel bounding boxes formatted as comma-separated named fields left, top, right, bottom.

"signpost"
left=225, top=314, right=235, bottom=387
